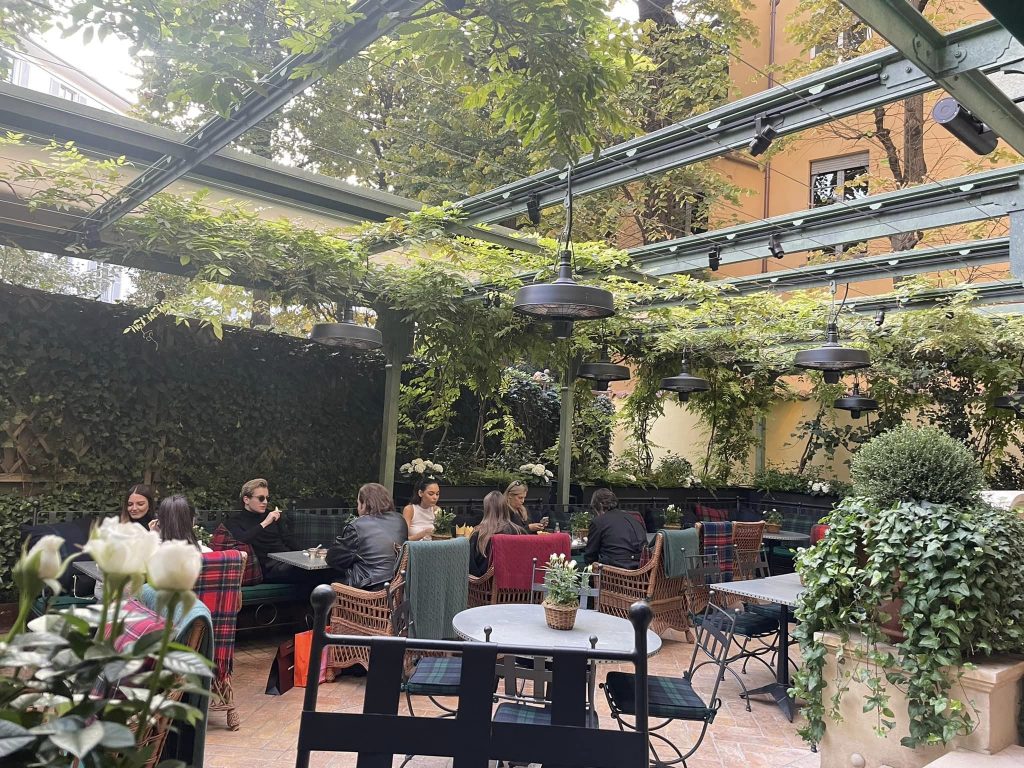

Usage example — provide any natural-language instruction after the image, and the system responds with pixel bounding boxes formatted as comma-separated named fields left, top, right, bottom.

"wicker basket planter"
left=543, top=601, right=578, bottom=630
left=765, top=523, right=782, bottom=533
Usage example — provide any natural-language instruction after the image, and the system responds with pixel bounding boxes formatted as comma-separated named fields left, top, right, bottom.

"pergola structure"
left=1, top=0, right=1024, bottom=503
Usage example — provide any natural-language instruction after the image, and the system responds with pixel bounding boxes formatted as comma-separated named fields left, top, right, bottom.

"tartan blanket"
left=492, top=533, right=570, bottom=592
left=701, top=521, right=734, bottom=583
left=196, top=550, right=245, bottom=682
left=406, top=538, right=469, bottom=640
left=211, top=524, right=263, bottom=585
left=112, top=598, right=166, bottom=652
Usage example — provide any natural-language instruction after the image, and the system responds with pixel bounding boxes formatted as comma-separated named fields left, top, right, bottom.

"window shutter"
left=811, top=152, right=869, bottom=176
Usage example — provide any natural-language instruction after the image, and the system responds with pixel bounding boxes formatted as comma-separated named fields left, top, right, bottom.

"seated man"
left=226, top=478, right=305, bottom=584
left=327, top=483, right=408, bottom=591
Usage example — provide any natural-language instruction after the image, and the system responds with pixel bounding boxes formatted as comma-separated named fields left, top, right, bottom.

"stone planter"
left=818, top=631, right=1024, bottom=768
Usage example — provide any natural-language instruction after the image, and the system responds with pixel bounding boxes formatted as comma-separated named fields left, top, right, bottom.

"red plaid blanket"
left=211, top=524, right=262, bottom=585
left=695, top=503, right=729, bottom=522
left=196, top=550, right=245, bottom=682
left=112, top=598, right=166, bottom=652
left=701, top=521, right=735, bottom=583
left=492, top=533, right=571, bottom=592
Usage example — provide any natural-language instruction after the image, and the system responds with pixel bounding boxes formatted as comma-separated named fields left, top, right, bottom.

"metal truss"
left=841, top=0, right=1024, bottom=154
left=627, top=164, right=1024, bottom=276
left=73, top=0, right=430, bottom=238
left=456, top=19, right=1024, bottom=224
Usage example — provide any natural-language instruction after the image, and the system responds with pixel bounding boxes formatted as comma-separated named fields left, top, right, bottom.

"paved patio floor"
left=203, top=628, right=820, bottom=768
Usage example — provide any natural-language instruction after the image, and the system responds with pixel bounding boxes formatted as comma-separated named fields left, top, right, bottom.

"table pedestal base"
left=741, top=681, right=797, bottom=722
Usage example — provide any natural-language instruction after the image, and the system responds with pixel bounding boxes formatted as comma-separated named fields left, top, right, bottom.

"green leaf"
left=100, top=722, right=136, bottom=749
left=0, top=720, right=35, bottom=759
left=163, top=650, right=213, bottom=678
left=49, top=720, right=104, bottom=759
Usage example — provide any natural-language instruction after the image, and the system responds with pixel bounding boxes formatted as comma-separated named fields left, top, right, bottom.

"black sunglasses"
left=253, top=495, right=269, bottom=502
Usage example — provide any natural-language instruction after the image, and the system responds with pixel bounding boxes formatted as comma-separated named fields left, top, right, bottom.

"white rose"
left=29, top=534, right=64, bottom=582
left=532, top=465, right=546, bottom=477
left=148, top=540, right=203, bottom=592
left=399, top=463, right=412, bottom=473
left=84, top=517, right=160, bottom=576
left=433, top=463, right=444, bottom=474
left=412, top=461, right=426, bottom=473
left=519, top=464, right=532, bottom=472
left=821, top=483, right=831, bottom=494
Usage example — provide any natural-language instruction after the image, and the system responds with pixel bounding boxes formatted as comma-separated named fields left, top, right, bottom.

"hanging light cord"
left=827, top=281, right=851, bottom=329
left=561, top=163, right=575, bottom=269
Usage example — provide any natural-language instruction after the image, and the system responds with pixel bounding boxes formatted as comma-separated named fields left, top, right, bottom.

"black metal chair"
left=603, top=601, right=738, bottom=767
left=686, top=554, right=780, bottom=712
left=296, top=584, right=653, bottom=768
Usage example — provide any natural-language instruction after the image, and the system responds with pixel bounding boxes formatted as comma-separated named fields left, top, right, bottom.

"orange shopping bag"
left=293, top=628, right=329, bottom=687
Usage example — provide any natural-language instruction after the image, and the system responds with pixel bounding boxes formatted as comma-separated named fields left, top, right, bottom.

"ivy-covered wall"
left=0, top=283, right=384, bottom=506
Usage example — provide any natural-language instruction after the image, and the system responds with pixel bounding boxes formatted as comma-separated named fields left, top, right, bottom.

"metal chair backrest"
left=682, top=553, right=721, bottom=616
left=529, top=557, right=601, bottom=609
left=296, top=586, right=653, bottom=768
left=684, top=601, right=738, bottom=710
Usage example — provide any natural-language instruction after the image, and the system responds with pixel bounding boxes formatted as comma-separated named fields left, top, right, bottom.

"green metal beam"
left=978, top=1, right=1024, bottom=48
left=376, top=308, right=414, bottom=491
left=841, top=0, right=1024, bottom=154
left=557, top=357, right=579, bottom=508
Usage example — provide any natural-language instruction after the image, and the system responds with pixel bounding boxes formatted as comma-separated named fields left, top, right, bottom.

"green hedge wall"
left=0, top=283, right=384, bottom=508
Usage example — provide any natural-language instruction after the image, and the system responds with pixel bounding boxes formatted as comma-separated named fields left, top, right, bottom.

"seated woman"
left=469, top=490, right=528, bottom=577
left=583, top=489, right=647, bottom=570
left=504, top=480, right=548, bottom=534
left=402, top=478, right=441, bottom=542
left=326, top=483, right=408, bottom=591
left=152, top=494, right=212, bottom=553
left=120, top=484, right=157, bottom=530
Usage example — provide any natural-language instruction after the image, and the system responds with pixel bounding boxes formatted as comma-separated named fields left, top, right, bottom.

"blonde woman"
left=469, top=491, right=527, bottom=576
left=504, top=480, right=548, bottom=533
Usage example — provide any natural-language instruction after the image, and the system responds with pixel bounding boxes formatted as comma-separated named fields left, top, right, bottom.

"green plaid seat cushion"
left=405, top=657, right=462, bottom=696
left=695, top=608, right=778, bottom=638
left=605, top=672, right=714, bottom=721
left=745, top=602, right=788, bottom=621
left=493, top=703, right=598, bottom=728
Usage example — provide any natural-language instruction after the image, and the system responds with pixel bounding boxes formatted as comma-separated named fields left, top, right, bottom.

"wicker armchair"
left=326, top=548, right=409, bottom=679
left=732, top=521, right=766, bottom=581
left=598, top=533, right=690, bottom=639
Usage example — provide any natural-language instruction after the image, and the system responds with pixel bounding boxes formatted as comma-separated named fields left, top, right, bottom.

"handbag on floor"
left=265, top=637, right=295, bottom=695
left=293, top=628, right=329, bottom=687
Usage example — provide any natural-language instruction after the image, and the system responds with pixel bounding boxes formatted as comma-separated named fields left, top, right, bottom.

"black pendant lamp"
left=834, top=381, right=877, bottom=419
left=660, top=356, right=710, bottom=403
left=795, top=321, right=870, bottom=384
left=310, top=300, right=383, bottom=351
left=513, top=165, right=615, bottom=325
left=578, top=346, right=630, bottom=391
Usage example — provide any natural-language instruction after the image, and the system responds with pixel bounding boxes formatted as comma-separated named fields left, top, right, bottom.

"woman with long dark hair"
left=120, top=484, right=157, bottom=530
left=153, top=494, right=211, bottom=552
left=402, top=477, right=441, bottom=541
left=468, top=490, right=527, bottom=577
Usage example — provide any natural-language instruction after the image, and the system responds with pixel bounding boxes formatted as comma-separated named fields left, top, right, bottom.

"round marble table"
left=452, top=604, right=661, bottom=715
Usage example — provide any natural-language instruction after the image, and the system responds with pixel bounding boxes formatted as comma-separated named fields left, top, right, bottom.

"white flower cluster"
left=665, top=504, right=680, bottom=515
left=81, top=517, right=202, bottom=592
left=520, top=463, right=554, bottom=481
left=548, top=551, right=576, bottom=568
left=808, top=480, right=832, bottom=495
left=400, top=457, right=444, bottom=477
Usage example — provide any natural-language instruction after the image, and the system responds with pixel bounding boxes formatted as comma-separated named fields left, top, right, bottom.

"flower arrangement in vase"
left=542, top=553, right=589, bottom=630
left=663, top=504, right=682, bottom=529
left=432, top=507, right=456, bottom=538
left=399, top=457, right=444, bottom=479
left=1, top=518, right=211, bottom=767
left=763, top=507, right=783, bottom=533
left=519, top=462, right=554, bottom=485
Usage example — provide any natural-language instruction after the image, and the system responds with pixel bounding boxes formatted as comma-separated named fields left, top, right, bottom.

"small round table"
left=762, top=530, right=811, bottom=544
left=452, top=604, right=661, bottom=716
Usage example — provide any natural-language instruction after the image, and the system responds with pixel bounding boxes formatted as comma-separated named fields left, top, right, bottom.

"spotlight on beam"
left=874, top=309, right=885, bottom=327
left=932, top=97, right=998, bottom=156
left=748, top=114, right=778, bottom=157
left=526, top=192, right=541, bottom=226
left=768, top=232, right=785, bottom=260
left=709, top=247, right=721, bottom=272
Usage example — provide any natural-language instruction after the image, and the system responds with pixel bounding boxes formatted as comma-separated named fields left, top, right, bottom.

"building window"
left=48, top=78, right=83, bottom=102
left=811, top=153, right=869, bottom=254
left=811, top=24, right=872, bottom=62
left=10, top=57, right=30, bottom=87
left=810, top=153, right=869, bottom=208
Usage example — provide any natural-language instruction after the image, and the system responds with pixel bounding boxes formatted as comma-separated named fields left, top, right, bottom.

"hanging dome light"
left=661, top=357, right=710, bottom=402
left=513, top=164, right=615, bottom=323
left=795, top=322, right=870, bottom=384
left=834, top=381, right=877, bottom=419
left=310, top=300, right=383, bottom=351
left=578, top=346, right=630, bottom=388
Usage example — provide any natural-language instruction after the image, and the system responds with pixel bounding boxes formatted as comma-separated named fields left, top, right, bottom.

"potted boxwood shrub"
left=792, top=424, right=1024, bottom=751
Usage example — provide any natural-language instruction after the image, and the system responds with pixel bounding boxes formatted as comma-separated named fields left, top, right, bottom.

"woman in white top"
left=403, top=478, right=441, bottom=541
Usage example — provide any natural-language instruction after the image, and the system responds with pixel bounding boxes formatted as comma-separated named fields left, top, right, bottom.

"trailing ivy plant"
left=792, top=425, right=1024, bottom=748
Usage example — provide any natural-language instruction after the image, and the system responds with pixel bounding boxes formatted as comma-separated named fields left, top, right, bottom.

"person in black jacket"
left=226, top=478, right=303, bottom=583
left=326, top=483, right=408, bottom=590
left=583, top=489, right=647, bottom=570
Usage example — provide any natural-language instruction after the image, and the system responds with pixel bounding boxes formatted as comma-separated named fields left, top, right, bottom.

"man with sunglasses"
left=227, top=477, right=304, bottom=583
